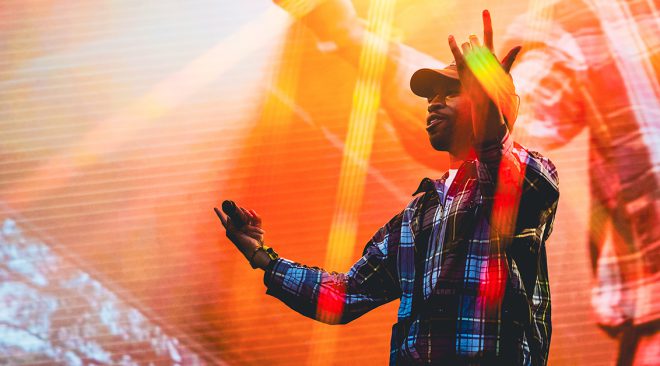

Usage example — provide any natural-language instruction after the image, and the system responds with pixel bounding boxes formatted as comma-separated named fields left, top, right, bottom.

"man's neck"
left=449, top=147, right=478, bottom=169
left=448, top=154, right=463, bottom=169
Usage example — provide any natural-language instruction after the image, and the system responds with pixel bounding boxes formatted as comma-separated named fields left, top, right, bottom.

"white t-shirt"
left=443, top=169, right=458, bottom=203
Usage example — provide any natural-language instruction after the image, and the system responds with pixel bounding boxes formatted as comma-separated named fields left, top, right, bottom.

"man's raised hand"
left=447, top=10, right=521, bottom=141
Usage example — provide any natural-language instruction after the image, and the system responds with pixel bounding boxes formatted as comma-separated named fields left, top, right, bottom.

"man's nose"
left=428, top=99, right=446, bottom=113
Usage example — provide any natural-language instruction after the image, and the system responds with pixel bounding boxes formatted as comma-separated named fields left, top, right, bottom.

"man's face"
left=425, top=82, right=473, bottom=154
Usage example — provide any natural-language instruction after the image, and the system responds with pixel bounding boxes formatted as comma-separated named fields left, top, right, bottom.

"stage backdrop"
left=1, top=0, right=658, bottom=365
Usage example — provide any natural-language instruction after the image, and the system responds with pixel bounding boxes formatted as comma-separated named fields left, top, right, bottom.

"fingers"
left=217, top=202, right=263, bottom=234
left=244, top=225, right=265, bottom=236
left=500, top=45, right=522, bottom=73
left=461, top=42, right=471, bottom=54
left=249, top=209, right=262, bottom=227
left=448, top=35, right=465, bottom=67
left=244, top=208, right=255, bottom=225
left=239, top=207, right=263, bottom=228
left=245, top=225, right=265, bottom=234
left=243, top=224, right=265, bottom=244
left=239, top=207, right=251, bottom=225
left=214, top=207, right=228, bottom=228
left=214, top=206, right=237, bottom=232
left=469, top=34, right=481, bottom=49
left=483, top=9, right=493, bottom=51
left=452, top=10, right=494, bottom=62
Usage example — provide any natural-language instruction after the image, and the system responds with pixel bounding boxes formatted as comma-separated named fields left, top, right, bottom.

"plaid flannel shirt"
left=264, top=131, right=559, bottom=365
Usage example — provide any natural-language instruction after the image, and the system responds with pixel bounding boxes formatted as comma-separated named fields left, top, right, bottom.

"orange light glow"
left=308, top=0, right=397, bottom=364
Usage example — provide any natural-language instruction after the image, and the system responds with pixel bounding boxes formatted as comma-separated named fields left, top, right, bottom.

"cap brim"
left=410, top=68, right=460, bottom=98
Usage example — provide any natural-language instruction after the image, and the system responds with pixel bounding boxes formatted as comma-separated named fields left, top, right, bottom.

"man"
left=274, top=1, right=660, bottom=364
left=217, top=11, right=559, bottom=365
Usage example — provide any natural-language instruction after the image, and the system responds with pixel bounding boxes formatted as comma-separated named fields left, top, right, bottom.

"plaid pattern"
left=264, top=131, right=559, bottom=365
left=501, top=0, right=660, bottom=327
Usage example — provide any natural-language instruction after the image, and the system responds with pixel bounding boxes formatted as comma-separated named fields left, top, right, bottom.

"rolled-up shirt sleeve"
left=263, top=214, right=403, bottom=325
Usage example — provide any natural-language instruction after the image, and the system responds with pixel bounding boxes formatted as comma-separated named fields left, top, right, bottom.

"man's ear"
left=501, top=46, right=522, bottom=73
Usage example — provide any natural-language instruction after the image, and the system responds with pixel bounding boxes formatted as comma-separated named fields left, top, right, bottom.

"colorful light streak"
left=307, top=0, right=397, bottom=365
left=481, top=157, right=526, bottom=305
left=463, top=42, right=528, bottom=305
left=464, top=45, right=518, bottom=126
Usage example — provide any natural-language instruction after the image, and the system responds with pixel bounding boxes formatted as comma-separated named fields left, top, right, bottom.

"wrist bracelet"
left=249, top=244, right=279, bottom=269
left=248, top=245, right=262, bottom=265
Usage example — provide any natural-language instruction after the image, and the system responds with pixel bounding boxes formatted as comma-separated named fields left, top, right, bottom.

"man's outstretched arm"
left=216, top=203, right=402, bottom=324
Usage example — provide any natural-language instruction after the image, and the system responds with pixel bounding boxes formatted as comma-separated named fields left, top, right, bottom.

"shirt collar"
left=412, top=175, right=447, bottom=196
left=411, top=160, right=476, bottom=196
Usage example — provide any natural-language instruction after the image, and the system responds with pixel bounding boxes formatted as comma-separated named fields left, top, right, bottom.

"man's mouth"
left=426, top=114, right=447, bottom=131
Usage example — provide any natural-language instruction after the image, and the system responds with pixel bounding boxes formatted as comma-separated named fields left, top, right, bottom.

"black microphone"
left=220, top=200, right=246, bottom=229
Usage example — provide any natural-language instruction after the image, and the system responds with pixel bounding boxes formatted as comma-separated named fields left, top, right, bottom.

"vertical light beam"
left=308, top=0, right=397, bottom=365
